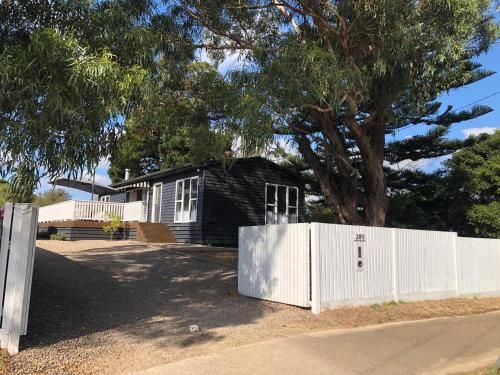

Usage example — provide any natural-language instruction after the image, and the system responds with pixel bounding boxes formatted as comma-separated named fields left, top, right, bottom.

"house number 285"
left=355, top=234, right=365, bottom=242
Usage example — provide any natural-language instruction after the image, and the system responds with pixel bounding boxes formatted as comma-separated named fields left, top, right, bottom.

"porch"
left=37, top=200, right=147, bottom=223
left=37, top=200, right=176, bottom=242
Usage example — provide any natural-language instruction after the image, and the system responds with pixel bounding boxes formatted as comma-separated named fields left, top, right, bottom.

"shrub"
left=49, top=233, right=66, bottom=241
left=102, top=213, right=123, bottom=240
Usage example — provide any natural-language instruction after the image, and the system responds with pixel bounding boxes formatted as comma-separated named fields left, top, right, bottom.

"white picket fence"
left=0, top=203, right=38, bottom=354
left=38, top=200, right=146, bottom=223
left=238, top=223, right=500, bottom=314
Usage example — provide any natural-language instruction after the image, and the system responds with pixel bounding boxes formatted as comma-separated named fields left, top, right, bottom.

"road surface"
left=131, top=311, right=500, bottom=375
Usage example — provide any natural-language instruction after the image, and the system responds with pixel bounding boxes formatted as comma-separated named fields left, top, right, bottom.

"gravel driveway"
left=7, top=241, right=312, bottom=375
left=5, top=240, right=500, bottom=375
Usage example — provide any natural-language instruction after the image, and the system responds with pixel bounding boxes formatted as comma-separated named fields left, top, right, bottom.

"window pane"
left=289, top=207, right=298, bottom=223
left=266, top=185, right=276, bottom=205
left=176, top=181, right=183, bottom=201
left=191, top=178, right=198, bottom=199
left=175, top=202, right=182, bottom=222
left=183, top=179, right=191, bottom=204
left=190, top=199, right=197, bottom=221
left=266, top=205, right=275, bottom=224
left=288, top=188, right=297, bottom=207
left=277, top=186, right=287, bottom=214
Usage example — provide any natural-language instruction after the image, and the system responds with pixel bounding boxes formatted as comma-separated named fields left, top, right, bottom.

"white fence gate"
left=238, top=224, right=310, bottom=307
left=238, top=223, right=500, bottom=314
left=0, top=203, right=38, bottom=354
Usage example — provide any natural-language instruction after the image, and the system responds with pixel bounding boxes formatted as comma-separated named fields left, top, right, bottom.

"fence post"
left=310, top=223, right=321, bottom=314
left=391, top=228, right=399, bottom=303
left=453, top=233, right=459, bottom=297
left=0, top=204, right=14, bottom=306
left=0, top=204, right=38, bottom=354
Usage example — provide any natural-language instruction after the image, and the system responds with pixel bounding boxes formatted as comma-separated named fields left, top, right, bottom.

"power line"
left=453, top=90, right=500, bottom=111
left=395, top=89, right=500, bottom=133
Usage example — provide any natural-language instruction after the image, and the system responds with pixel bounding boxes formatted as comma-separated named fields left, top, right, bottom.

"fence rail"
left=238, top=223, right=500, bottom=314
left=0, top=203, right=38, bottom=354
left=38, top=200, right=146, bottom=223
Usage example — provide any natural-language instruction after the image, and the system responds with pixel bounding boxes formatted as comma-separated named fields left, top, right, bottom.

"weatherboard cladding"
left=102, top=158, right=304, bottom=245
left=38, top=226, right=136, bottom=240
left=202, top=159, right=305, bottom=245
left=145, top=169, right=204, bottom=243
left=109, top=192, right=126, bottom=203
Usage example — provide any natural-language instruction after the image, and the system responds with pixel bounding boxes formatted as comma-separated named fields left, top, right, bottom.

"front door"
left=152, top=183, right=162, bottom=223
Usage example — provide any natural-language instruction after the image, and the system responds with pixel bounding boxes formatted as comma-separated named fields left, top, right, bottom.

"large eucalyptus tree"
left=173, top=0, right=498, bottom=225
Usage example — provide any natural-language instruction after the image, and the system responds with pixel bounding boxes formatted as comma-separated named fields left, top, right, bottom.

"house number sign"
left=354, top=233, right=365, bottom=242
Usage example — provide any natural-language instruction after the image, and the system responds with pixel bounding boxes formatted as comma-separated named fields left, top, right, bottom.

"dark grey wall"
left=201, top=159, right=305, bottom=245
left=99, top=159, right=304, bottom=246
left=100, top=191, right=126, bottom=203
left=146, top=170, right=204, bottom=243
left=37, top=226, right=136, bottom=240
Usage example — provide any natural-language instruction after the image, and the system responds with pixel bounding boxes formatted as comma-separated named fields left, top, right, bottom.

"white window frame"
left=265, top=183, right=299, bottom=225
left=152, top=182, right=163, bottom=223
left=174, top=176, right=199, bottom=223
left=100, top=195, right=110, bottom=202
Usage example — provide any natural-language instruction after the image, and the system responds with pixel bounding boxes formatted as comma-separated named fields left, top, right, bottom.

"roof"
left=110, top=157, right=300, bottom=189
left=50, top=178, right=115, bottom=195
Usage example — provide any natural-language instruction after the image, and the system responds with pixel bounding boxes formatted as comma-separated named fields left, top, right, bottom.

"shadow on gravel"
left=22, top=244, right=267, bottom=350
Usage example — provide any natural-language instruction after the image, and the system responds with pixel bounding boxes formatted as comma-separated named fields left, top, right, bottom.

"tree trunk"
left=294, top=130, right=364, bottom=225
left=293, top=113, right=388, bottom=226
left=359, top=125, right=387, bottom=226
left=361, top=155, right=387, bottom=226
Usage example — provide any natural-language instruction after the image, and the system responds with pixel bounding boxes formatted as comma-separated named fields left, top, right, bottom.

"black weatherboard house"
left=100, top=157, right=305, bottom=245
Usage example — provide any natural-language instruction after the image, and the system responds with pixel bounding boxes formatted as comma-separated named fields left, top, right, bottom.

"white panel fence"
left=0, top=203, right=38, bottom=354
left=238, top=223, right=500, bottom=314
left=238, top=224, right=310, bottom=307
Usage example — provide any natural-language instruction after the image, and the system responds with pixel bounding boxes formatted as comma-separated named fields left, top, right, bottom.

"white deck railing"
left=37, top=200, right=146, bottom=223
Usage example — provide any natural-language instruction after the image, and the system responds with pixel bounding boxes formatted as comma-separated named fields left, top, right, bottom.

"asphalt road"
left=132, top=311, right=500, bottom=375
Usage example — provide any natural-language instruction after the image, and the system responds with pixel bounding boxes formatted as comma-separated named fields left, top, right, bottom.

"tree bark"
left=294, top=108, right=388, bottom=226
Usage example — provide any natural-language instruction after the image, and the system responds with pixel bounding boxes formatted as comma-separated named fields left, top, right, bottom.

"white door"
left=152, top=183, right=162, bottom=223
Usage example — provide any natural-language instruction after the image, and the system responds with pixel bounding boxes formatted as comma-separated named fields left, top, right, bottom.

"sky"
left=389, top=44, right=500, bottom=171
left=39, top=43, right=500, bottom=201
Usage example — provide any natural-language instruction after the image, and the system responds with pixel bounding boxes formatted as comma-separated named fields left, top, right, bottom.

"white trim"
left=151, top=182, right=162, bottom=223
left=265, top=183, right=299, bottom=225
left=174, top=176, right=199, bottom=223
left=100, top=195, right=110, bottom=202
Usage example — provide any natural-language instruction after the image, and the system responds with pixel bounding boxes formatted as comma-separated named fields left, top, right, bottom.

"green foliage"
left=306, top=204, right=339, bottom=224
left=0, top=180, right=33, bottom=204
left=102, top=214, right=124, bottom=240
left=49, top=233, right=66, bottom=241
left=0, top=181, right=9, bottom=207
left=0, top=1, right=149, bottom=200
left=108, top=61, right=239, bottom=182
left=386, top=131, right=500, bottom=238
left=467, top=202, right=500, bottom=238
left=447, top=130, right=500, bottom=237
left=33, top=189, right=72, bottom=207
left=175, top=0, right=498, bottom=225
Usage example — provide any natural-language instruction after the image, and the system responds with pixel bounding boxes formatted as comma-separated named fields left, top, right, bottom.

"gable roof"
left=110, top=157, right=300, bottom=189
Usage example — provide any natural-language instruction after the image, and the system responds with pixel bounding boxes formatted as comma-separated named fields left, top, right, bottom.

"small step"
left=136, top=222, right=176, bottom=243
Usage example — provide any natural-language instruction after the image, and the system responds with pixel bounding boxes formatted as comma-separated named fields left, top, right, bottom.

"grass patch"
left=472, top=367, right=499, bottom=375
left=370, top=300, right=407, bottom=310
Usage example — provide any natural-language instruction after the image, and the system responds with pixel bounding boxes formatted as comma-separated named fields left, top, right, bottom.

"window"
left=125, top=188, right=144, bottom=203
left=100, top=195, right=110, bottom=202
left=175, top=177, right=199, bottom=223
left=265, top=184, right=299, bottom=224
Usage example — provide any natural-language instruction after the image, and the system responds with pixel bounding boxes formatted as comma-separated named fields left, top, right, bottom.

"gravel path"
left=5, top=240, right=500, bottom=374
